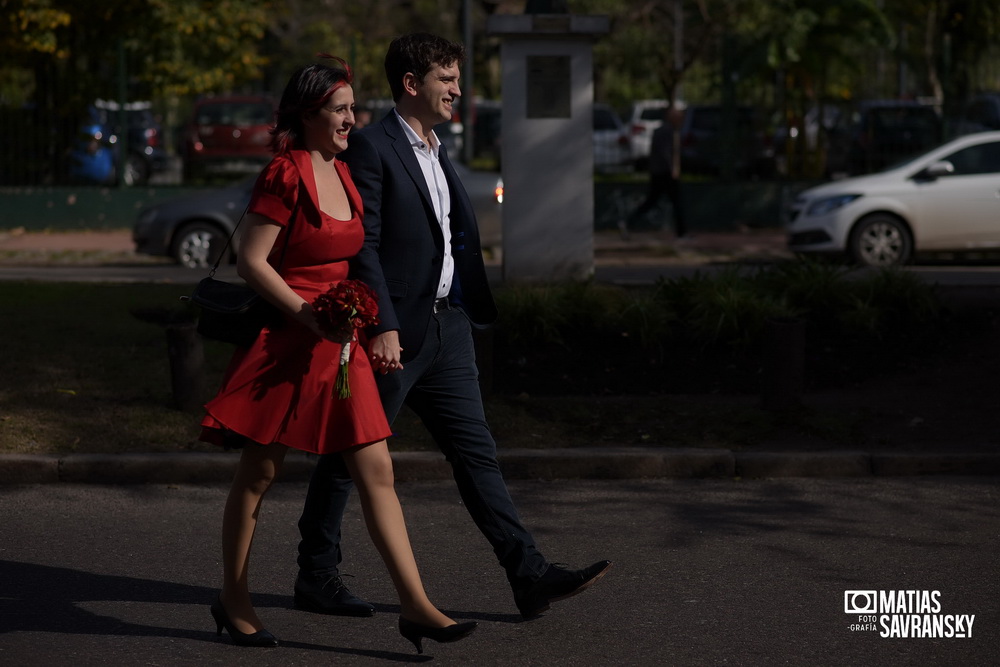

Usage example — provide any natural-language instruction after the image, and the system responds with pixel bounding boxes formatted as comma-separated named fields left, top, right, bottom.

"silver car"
left=133, top=178, right=252, bottom=269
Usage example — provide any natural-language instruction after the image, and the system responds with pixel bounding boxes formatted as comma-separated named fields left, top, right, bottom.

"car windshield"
left=593, top=108, right=620, bottom=130
left=868, top=107, right=939, bottom=133
left=940, top=141, right=1000, bottom=175
left=885, top=143, right=961, bottom=175
left=881, top=151, right=936, bottom=174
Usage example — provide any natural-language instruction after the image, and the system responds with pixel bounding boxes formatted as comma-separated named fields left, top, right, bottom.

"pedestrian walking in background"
left=621, top=105, right=686, bottom=240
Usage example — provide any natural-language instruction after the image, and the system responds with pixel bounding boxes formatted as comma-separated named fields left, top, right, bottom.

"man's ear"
left=401, top=72, right=421, bottom=97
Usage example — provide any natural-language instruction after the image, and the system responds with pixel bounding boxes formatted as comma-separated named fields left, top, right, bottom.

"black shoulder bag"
left=185, top=196, right=300, bottom=347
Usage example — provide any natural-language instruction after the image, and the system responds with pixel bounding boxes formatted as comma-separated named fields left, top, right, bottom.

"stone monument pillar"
left=487, top=11, right=610, bottom=282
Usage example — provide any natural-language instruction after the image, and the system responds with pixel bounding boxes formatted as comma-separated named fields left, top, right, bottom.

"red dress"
left=200, top=151, right=392, bottom=454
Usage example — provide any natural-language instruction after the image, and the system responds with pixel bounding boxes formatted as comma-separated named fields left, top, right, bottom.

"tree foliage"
left=260, top=0, right=463, bottom=105
left=572, top=0, right=1000, bottom=112
left=887, top=0, right=1000, bottom=111
left=0, top=0, right=503, bottom=109
left=260, top=0, right=507, bottom=104
left=133, top=0, right=271, bottom=99
left=5, top=0, right=1000, bottom=107
left=1, top=0, right=271, bottom=105
left=0, top=0, right=72, bottom=57
left=4, top=0, right=1000, bottom=166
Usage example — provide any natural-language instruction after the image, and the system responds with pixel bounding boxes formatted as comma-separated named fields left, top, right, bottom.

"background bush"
left=493, top=260, right=947, bottom=396
left=0, top=266, right=957, bottom=452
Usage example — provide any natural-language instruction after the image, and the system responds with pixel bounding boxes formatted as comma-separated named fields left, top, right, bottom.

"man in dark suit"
left=294, top=32, right=611, bottom=619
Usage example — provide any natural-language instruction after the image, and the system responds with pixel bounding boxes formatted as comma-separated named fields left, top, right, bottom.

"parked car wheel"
left=171, top=222, right=229, bottom=269
left=850, top=214, right=912, bottom=267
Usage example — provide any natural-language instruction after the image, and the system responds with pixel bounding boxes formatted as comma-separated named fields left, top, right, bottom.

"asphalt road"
left=0, top=477, right=996, bottom=666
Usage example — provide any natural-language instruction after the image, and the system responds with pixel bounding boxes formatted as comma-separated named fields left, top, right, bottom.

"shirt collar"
left=394, top=109, right=440, bottom=156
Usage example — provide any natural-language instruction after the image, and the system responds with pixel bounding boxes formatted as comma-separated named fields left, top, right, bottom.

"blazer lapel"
left=383, top=114, right=436, bottom=213
left=381, top=112, right=448, bottom=249
left=438, top=144, right=474, bottom=228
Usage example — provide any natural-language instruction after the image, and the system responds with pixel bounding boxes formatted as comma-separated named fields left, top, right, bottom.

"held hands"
left=369, top=330, right=403, bottom=374
left=300, top=301, right=392, bottom=367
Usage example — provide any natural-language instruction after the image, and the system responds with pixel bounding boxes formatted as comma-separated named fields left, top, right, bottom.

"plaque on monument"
left=526, top=55, right=571, bottom=118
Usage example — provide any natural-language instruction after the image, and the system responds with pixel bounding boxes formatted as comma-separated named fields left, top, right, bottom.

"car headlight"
left=806, top=194, right=861, bottom=217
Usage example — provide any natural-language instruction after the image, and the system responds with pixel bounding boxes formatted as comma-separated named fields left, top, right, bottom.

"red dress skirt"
left=200, top=153, right=391, bottom=455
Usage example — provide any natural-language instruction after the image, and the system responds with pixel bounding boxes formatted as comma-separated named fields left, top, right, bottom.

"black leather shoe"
left=293, top=573, right=375, bottom=617
left=513, top=560, right=613, bottom=619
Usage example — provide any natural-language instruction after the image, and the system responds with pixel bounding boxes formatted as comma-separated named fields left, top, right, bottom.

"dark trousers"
left=625, top=172, right=686, bottom=237
left=297, top=306, right=549, bottom=585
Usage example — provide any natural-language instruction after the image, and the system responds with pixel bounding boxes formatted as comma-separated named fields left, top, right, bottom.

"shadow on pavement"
left=0, top=560, right=429, bottom=662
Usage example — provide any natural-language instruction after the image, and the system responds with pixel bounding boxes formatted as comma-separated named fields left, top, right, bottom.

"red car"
left=182, top=95, right=275, bottom=182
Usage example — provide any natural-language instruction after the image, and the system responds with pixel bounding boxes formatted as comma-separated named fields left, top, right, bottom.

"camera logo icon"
left=845, top=590, right=878, bottom=614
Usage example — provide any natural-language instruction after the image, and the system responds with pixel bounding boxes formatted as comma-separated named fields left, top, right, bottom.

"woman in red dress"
left=200, top=58, right=476, bottom=652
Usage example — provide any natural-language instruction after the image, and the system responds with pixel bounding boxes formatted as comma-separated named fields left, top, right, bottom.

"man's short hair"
left=385, top=33, right=465, bottom=101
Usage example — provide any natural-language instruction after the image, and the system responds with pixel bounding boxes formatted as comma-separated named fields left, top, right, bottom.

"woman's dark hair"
left=271, top=56, right=353, bottom=153
left=385, top=33, right=464, bottom=102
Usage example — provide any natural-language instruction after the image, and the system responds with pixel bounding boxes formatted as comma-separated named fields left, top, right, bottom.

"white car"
left=624, top=99, right=669, bottom=167
left=786, top=131, right=1000, bottom=266
left=624, top=99, right=687, bottom=168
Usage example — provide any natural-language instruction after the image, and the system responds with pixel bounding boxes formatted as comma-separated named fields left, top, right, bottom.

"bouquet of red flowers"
left=313, top=279, right=380, bottom=399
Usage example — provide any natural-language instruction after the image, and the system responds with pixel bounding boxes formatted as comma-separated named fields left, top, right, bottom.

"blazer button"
left=431, top=256, right=441, bottom=265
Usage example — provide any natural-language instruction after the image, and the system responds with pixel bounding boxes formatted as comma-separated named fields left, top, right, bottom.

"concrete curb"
left=870, top=452, right=1000, bottom=476
left=735, top=451, right=873, bottom=478
left=2, top=448, right=999, bottom=485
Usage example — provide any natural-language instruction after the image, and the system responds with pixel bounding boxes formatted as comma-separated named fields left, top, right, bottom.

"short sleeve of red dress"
left=249, top=155, right=300, bottom=227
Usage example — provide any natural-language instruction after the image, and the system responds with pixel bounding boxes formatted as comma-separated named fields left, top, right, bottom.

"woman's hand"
left=300, top=301, right=354, bottom=344
left=369, top=330, right=403, bottom=374
left=237, top=215, right=354, bottom=345
left=324, top=321, right=355, bottom=345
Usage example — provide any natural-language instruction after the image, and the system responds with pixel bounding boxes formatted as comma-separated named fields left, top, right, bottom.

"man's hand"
left=369, top=330, right=404, bottom=374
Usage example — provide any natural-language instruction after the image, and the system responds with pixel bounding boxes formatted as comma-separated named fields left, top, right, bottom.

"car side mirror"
left=924, top=160, right=955, bottom=179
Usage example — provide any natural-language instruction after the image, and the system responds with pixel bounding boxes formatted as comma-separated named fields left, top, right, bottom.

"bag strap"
left=207, top=185, right=302, bottom=278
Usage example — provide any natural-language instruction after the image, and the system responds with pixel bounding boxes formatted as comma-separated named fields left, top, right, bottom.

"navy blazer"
left=343, top=111, right=498, bottom=362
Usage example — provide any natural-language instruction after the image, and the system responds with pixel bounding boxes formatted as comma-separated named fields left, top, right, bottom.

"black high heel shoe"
left=210, top=597, right=279, bottom=647
left=398, top=617, right=477, bottom=654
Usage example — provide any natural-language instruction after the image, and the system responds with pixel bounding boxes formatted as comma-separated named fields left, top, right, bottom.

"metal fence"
left=0, top=99, right=174, bottom=188
left=2, top=79, right=996, bottom=189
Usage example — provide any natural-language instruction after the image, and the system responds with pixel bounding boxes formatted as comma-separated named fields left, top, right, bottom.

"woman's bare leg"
left=220, top=442, right=288, bottom=633
left=341, top=440, right=454, bottom=627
